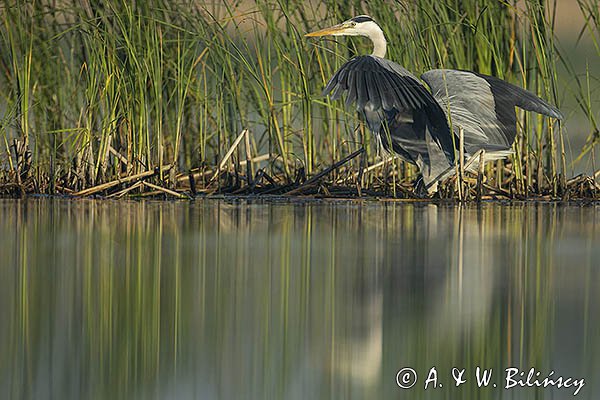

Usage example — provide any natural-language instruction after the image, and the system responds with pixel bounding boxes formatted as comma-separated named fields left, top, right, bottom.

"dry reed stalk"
left=142, top=181, right=189, bottom=199
left=244, top=129, right=254, bottom=183
left=209, top=129, right=248, bottom=184
left=477, top=150, right=486, bottom=201
left=107, top=181, right=144, bottom=199
left=285, top=148, right=365, bottom=195
left=176, top=154, right=271, bottom=183
left=74, top=165, right=171, bottom=196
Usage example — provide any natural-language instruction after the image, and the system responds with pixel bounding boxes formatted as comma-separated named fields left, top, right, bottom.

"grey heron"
left=306, top=15, right=563, bottom=193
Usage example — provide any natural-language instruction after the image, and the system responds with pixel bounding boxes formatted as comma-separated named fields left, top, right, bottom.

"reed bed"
left=0, top=0, right=598, bottom=200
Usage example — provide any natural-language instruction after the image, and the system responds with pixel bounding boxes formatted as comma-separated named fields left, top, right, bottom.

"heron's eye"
left=350, top=22, right=357, bottom=27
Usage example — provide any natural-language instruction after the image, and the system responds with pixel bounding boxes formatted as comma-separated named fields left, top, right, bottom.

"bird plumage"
left=422, top=69, right=563, bottom=153
left=323, top=55, right=456, bottom=167
left=307, top=16, right=564, bottom=193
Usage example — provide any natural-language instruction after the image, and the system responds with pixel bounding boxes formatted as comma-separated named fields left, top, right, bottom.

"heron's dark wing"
left=421, top=69, right=563, bottom=153
left=478, top=73, right=563, bottom=120
left=323, top=56, right=455, bottom=164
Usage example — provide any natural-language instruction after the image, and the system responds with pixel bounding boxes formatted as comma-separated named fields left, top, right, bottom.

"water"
left=0, top=198, right=598, bottom=400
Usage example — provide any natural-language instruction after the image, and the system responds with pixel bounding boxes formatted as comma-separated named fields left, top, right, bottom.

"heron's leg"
left=412, top=174, right=428, bottom=198
left=356, top=146, right=367, bottom=196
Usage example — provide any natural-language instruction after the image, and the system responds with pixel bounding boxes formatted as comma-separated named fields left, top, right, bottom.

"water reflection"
left=0, top=199, right=598, bottom=399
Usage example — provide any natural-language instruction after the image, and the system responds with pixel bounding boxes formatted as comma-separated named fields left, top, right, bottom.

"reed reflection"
left=0, top=199, right=598, bottom=399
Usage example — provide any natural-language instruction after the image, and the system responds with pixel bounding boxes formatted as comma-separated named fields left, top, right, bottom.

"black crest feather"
left=350, top=15, right=374, bottom=23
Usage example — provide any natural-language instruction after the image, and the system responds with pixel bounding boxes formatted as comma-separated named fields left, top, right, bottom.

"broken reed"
left=0, top=0, right=598, bottom=198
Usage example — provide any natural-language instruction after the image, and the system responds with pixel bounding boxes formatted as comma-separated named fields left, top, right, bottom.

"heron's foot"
left=412, top=175, right=429, bottom=198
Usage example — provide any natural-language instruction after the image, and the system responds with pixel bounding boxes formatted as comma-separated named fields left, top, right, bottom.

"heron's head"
left=305, top=15, right=382, bottom=38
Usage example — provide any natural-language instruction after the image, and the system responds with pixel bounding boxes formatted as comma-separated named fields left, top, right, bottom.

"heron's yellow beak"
left=305, top=23, right=347, bottom=37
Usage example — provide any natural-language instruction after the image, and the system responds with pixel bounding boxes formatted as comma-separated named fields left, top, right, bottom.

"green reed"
left=0, top=0, right=598, bottom=198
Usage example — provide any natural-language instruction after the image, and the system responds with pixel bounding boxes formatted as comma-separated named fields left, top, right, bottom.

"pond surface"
left=0, top=198, right=599, bottom=399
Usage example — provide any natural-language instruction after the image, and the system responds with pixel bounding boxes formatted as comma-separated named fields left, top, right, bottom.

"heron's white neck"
left=369, top=29, right=387, bottom=58
left=360, top=21, right=387, bottom=58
